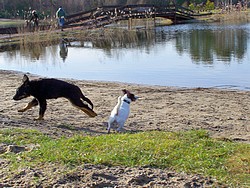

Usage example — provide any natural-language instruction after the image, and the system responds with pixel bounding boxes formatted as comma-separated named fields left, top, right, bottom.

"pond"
left=0, top=22, right=250, bottom=90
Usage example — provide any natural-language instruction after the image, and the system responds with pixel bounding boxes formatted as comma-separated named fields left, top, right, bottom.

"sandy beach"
left=1, top=70, right=249, bottom=141
left=0, top=70, right=249, bottom=187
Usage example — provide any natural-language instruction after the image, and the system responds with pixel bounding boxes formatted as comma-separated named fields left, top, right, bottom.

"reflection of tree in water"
left=175, top=28, right=247, bottom=64
left=91, top=27, right=247, bottom=64
left=215, top=29, right=246, bottom=61
left=91, top=30, right=156, bottom=57
left=20, top=43, right=44, bottom=60
left=4, top=43, right=46, bottom=62
left=3, top=26, right=247, bottom=66
left=4, top=43, right=59, bottom=65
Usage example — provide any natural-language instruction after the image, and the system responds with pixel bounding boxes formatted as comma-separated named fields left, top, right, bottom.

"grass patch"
left=0, top=128, right=249, bottom=187
left=0, top=27, right=153, bottom=53
left=0, top=19, right=25, bottom=26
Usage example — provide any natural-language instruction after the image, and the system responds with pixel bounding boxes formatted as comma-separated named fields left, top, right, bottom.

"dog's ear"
left=22, top=74, right=30, bottom=84
left=122, top=89, right=127, bottom=94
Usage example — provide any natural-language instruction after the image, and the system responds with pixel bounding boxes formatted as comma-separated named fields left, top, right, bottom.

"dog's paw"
left=34, top=117, right=44, bottom=121
left=116, top=130, right=122, bottom=133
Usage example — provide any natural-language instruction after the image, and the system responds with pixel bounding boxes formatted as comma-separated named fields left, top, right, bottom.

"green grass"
left=0, top=128, right=249, bottom=187
left=0, top=19, right=24, bottom=26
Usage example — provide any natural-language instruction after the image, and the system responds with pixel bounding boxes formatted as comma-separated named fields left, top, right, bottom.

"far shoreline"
left=1, top=69, right=249, bottom=92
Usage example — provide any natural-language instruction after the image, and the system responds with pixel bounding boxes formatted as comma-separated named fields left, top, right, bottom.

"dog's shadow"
left=102, top=121, right=143, bottom=134
left=56, top=121, right=142, bottom=135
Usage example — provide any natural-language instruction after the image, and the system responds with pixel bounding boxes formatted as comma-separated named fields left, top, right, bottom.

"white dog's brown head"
left=122, top=89, right=138, bottom=102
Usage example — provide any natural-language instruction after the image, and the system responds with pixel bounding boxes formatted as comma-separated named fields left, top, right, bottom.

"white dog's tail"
left=114, top=96, right=122, bottom=115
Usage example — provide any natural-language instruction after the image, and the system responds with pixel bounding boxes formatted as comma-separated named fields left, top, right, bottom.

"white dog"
left=107, top=89, right=138, bottom=133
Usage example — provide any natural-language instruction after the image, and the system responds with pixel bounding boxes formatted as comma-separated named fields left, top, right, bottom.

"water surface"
left=0, top=22, right=249, bottom=90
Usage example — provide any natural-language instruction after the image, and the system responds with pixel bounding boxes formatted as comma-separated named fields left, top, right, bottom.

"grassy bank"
left=0, top=28, right=155, bottom=53
left=0, top=19, right=25, bottom=26
left=197, top=9, right=250, bottom=23
left=0, top=128, right=249, bottom=187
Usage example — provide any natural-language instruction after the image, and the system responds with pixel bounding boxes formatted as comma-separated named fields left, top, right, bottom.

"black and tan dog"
left=13, top=74, right=97, bottom=120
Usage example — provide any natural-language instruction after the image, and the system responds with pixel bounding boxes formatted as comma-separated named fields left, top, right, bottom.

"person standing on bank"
left=56, top=6, right=66, bottom=31
left=30, top=10, right=39, bottom=28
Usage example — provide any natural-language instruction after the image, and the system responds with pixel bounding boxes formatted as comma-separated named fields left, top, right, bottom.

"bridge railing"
left=65, top=4, right=156, bottom=27
left=64, top=4, right=205, bottom=28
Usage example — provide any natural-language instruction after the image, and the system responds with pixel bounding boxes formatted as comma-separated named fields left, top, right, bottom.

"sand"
left=0, top=70, right=249, bottom=187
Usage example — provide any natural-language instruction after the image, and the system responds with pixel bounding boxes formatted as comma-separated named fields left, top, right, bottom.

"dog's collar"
left=123, top=99, right=131, bottom=104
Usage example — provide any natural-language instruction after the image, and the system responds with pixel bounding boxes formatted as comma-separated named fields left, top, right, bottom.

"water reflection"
left=59, top=38, right=70, bottom=61
left=3, top=43, right=42, bottom=61
left=1, top=24, right=247, bottom=64
left=90, top=30, right=156, bottom=57
left=158, top=23, right=247, bottom=64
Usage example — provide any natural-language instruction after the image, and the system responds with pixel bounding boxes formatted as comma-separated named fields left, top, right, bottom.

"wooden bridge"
left=64, top=4, right=210, bottom=29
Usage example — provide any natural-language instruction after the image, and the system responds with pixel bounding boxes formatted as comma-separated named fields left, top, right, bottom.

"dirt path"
left=0, top=70, right=249, bottom=187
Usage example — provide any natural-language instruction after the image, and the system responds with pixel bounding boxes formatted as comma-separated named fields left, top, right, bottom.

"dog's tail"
left=114, top=96, right=122, bottom=115
left=81, top=94, right=94, bottom=109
